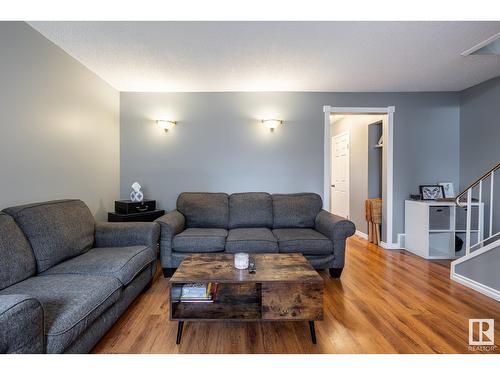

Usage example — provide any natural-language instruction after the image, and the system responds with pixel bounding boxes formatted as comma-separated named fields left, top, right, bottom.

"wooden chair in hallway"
left=365, top=198, right=382, bottom=245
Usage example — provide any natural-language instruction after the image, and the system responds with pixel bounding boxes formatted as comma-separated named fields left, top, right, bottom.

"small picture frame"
left=419, top=185, right=445, bottom=200
left=438, top=182, right=455, bottom=199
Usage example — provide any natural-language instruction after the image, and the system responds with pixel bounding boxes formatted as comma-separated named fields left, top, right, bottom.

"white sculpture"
left=130, top=182, right=144, bottom=203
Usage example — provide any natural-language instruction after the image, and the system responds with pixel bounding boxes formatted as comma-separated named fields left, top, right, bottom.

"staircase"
left=451, top=162, right=500, bottom=301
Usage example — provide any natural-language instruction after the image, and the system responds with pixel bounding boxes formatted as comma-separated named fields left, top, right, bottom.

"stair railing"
left=455, top=162, right=500, bottom=255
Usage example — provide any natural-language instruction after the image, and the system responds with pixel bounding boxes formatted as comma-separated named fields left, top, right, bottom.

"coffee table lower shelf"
left=171, top=283, right=262, bottom=320
left=170, top=283, right=321, bottom=344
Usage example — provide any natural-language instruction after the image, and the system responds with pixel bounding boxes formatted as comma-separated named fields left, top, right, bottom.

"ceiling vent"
left=461, top=32, right=500, bottom=56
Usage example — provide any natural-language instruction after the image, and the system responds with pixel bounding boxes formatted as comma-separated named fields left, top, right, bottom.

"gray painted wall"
left=0, top=22, right=120, bottom=220
left=460, top=75, right=500, bottom=187
left=457, top=75, right=500, bottom=290
left=368, top=121, right=383, bottom=199
left=455, top=248, right=500, bottom=291
left=121, top=91, right=460, bottom=242
left=460, top=75, right=500, bottom=234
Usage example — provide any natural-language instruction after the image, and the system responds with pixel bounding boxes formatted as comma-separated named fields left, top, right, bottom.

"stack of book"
left=172, top=282, right=219, bottom=303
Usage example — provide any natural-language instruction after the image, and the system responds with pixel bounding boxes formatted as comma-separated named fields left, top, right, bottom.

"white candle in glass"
left=234, top=252, right=249, bottom=270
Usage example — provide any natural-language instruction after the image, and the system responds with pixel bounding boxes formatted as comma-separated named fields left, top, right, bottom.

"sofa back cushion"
left=229, top=192, right=273, bottom=229
left=0, top=213, right=37, bottom=290
left=272, top=193, right=323, bottom=228
left=2, top=200, right=95, bottom=273
left=177, top=193, right=229, bottom=228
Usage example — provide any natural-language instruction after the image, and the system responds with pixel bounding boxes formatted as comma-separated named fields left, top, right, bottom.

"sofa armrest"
left=155, top=210, right=186, bottom=267
left=94, top=222, right=160, bottom=248
left=314, top=210, right=356, bottom=268
left=315, top=210, right=356, bottom=240
left=155, top=210, right=186, bottom=240
left=0, top=294, right=44, bottom=353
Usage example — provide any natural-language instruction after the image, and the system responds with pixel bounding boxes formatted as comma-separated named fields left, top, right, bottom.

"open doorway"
left=323, top=106, right=396, bottom=249
left=330, top=114, right=386, bottom=240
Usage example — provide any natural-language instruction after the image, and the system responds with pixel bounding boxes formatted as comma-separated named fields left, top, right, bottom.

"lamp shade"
left=261, top=119, right=282, bottom=131
left=157, top=120, right=176, bottom=132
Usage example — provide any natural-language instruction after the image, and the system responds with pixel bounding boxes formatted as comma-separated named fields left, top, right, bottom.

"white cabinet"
left=404, top=200, right=484, bottom=259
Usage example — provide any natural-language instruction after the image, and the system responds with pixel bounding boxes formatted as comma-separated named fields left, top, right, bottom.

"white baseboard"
left=451, top=273, right=500, bottom=302
left=398, top=233, right=406, bottom=249
left=356, top=231, right=404, bottom=250
left=379, top=233, right=405, bottom=250
left=355, top=230, right=368, bottom=240
left=380, top=241, right=402, bottom=250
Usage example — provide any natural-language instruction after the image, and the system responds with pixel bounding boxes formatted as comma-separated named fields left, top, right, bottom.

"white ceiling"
left=29, top=21, right=500, bottom=92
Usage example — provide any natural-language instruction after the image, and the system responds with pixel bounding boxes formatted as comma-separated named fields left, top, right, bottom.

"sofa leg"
left=329, top=267, right=343, bottom=278
left=143, top=279, right=153, bottom=291
left=162, top=267, right=176, bottom=278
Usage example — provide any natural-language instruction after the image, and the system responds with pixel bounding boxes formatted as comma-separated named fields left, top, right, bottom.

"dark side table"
left=108, top=209, right=165, bottom=222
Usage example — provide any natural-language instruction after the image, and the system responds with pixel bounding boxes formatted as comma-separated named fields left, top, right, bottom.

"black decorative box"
left=115, top=199, right=156, bottom=214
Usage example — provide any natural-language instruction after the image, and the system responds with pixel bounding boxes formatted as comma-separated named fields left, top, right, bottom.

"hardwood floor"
left=92, top=236, right=500, bottom=354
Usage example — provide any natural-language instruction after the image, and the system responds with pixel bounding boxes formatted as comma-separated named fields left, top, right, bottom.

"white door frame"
left=330, top=131, right=350, bottom=219
left=323, top=105, right=397, bottom=249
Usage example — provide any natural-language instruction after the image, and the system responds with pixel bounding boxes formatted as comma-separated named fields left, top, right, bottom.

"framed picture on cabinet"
left=438, top=182, right=455, bottom=199
left=419, top=185, right=445, bottom=200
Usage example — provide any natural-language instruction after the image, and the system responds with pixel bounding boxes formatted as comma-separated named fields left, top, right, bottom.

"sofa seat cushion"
left=225, top=228, right=278, bottom=253
left=41, top=245, right=156, bottom=286
left=272, top=228, right=333, bottom=255
left=172, top=228, right=227, bottom=253
left=2, top=200, right=95, bottom=273
left=0, top=274, right=122, bottom=354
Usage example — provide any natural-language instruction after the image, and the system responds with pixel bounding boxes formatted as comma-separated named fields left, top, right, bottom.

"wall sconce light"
left=157, top=120, right=176, bottom=133
left=261, top=119, right=283, bottom=132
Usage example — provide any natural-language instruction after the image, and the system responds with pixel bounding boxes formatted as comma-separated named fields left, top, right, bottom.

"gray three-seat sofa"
left=156, top=192, right=356, bottom=278
left=0, top=199, right=159, bottom=354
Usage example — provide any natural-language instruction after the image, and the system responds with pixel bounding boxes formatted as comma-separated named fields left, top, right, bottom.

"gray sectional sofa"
left=156, top=192, right=355, bottom=278
left=0, top=199, right=159, bottom=354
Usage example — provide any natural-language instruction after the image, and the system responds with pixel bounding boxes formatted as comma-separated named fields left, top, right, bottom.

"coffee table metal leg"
left=176, top=321, right=184, bottom=345
left=309, top=321, right=317, bottom=344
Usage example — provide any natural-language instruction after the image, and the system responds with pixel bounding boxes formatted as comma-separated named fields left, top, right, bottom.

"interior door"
left=331, top=132, right=350, bottom=219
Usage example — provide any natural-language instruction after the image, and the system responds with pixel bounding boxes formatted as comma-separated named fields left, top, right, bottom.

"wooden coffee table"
left=169, top=253, right=324, bottom=344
